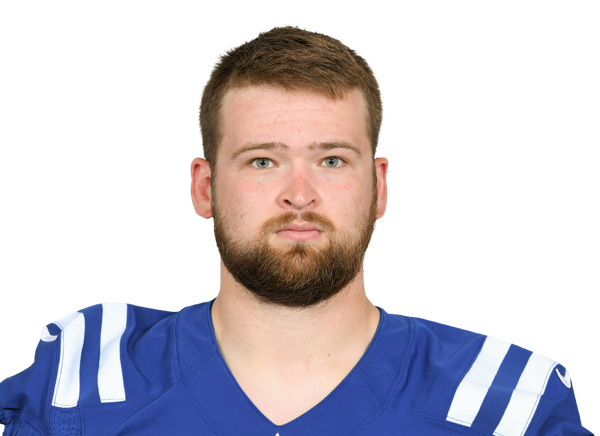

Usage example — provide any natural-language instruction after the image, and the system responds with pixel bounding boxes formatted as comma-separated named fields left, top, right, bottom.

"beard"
left=212, top=182, right=378, bottom=308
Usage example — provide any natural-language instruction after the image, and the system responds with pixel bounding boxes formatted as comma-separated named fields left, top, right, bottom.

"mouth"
left=276, top=229, right=322, bottom=242
left=279, top=222, right=323, bottom=232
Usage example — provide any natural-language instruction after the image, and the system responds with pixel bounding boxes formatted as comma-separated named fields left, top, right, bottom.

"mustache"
left=260, top=211, right=335, bottom=235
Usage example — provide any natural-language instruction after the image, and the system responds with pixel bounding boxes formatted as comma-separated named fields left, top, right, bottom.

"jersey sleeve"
left=1, top=304, right=128, bottom=436
left=404, top=318, right=593, bottom=436
left=443, top=334, right=593, bottom=436
left=0, top=321, right=63, bottom=435
left=1, top=303, right=179, bottom=436
left=524, top=365, right=593, bottom=436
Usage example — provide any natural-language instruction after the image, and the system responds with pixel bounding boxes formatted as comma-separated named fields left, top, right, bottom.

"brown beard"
left=212, top=182, right=378, bottom=308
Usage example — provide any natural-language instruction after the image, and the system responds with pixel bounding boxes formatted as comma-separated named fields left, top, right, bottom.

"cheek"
left=235, top=181, right=272, bottom=208
left=320, top=179, right=366, bottom=221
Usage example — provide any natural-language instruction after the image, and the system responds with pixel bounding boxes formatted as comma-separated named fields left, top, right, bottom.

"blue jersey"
left=0, top=301, right=592, bottom=435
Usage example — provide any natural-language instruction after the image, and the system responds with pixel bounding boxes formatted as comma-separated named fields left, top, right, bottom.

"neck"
left=212, top=263, right=380, bottom=367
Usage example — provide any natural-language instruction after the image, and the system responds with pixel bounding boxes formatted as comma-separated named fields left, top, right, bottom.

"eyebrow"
left=230, top=141, right=362, bottom=160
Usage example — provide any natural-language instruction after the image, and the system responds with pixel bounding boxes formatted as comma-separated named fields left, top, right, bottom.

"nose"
left=276, top=165, right=320, bottom=210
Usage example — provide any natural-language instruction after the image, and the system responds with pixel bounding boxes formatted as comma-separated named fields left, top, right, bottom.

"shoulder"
left=386, top=314, right=589, bottom=435
left=50, top=303, right=179, bottom=406
left=0, top=302, right=190, bottom=435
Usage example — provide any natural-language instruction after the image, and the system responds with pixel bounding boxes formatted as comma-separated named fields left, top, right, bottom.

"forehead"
left=218, top=86, right=369, bottom=156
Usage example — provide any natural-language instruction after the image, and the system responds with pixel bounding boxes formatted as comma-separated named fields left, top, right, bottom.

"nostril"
left=285, top=199, right=293, bottom=205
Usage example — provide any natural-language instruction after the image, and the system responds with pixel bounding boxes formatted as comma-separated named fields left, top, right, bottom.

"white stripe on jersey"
left=40, top=325, right=58, bottom=342
left=493, top=353, right=557, bottom=436
left=98, top=303, right=128, bottom=403
left=446, top=337, right=511, bottom=427
left=52, top=311, right=85, bottom=408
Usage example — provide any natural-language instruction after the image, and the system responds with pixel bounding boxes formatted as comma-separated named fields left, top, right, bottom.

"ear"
left=374, top=157, right=388, bottom=219
left=191, top=158, right=213, bottom=219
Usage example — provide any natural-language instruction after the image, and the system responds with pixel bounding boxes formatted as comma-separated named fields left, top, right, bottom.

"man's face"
left=200, top=86, right=387, bottom=307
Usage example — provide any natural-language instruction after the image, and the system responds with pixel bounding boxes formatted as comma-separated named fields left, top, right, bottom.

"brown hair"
left=200, top=26, right=382, bottom=168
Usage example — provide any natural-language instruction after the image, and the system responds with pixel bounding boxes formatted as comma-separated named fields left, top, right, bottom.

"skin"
left=190, top=85, right=388, bottom=425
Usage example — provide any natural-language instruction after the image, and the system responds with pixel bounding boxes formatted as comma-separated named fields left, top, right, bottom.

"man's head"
left=192, top=28, right=387, bottom=308
left=200, top=26, right=383, bottom=170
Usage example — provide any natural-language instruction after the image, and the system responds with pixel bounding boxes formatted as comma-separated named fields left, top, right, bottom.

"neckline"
left=205, top=299, right=385, bottom=428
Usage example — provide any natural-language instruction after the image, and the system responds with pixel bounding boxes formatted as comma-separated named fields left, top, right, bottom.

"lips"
left=278, top=222, right=322, bottom=233
left=275, top=222, right=323, bottom=242
left=276, top=230, right=322, bottom=242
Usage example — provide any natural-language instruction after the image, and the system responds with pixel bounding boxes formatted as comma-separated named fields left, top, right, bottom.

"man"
left=0, top=27, right=592, bottom=436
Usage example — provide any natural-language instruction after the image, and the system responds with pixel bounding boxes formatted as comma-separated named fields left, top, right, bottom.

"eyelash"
left=249, top=157, right=347, bottom=169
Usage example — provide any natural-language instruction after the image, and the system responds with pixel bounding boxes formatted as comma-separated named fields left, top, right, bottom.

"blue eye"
left=250, top=157, right=271, bottom=169
left=248, top=156, right=347, bottom=170
left=323, top=156, right=342, bottom=168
